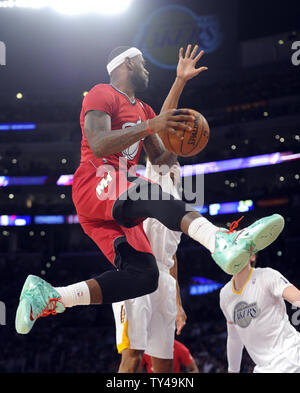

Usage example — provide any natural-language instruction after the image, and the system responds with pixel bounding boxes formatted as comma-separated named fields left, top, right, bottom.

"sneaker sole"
left=16, top=275, right=35, bottom=334
left=15, top=299, right=33, bottom=334
left=251, top=214, right=285, bottom=253
left=16, top=275, right=45, bottom=334
left=19, top=274, right=35, bottom=300
left=223, top=249, right=251, bottom=275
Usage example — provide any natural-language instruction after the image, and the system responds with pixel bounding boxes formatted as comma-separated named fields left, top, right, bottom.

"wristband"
left=146, top=119, right=153, bottom=134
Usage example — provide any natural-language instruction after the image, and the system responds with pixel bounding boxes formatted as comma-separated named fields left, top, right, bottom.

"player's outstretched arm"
left=170, top=254, right=187, bottom=336
left=226, top=322, right=244, bottom=373
left=220, top=290, right=244, bottom=373
left=144, top=45, right=207, bottom=166
left=283, top=285, right=300, bottom=308
left=160, top=44, right=207, bottom=113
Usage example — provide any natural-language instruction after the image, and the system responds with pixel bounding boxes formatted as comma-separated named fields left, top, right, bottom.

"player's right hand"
left=149, top=109, right=195, bottom=136
left=176, top=305, right=187, bottom=335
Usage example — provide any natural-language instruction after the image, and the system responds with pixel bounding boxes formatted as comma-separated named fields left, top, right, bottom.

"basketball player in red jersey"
left=15, top=44, right=285, bottom=335
left=141, top=340, right=199, bottom=373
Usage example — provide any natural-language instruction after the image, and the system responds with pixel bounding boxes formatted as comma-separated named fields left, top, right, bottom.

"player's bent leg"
left=95, top=242, right=159, bottom=303
left=117, top=182, right=187, bottom=232
left=150, top=357, right=173, bottom=373
left=15, top=243, right=159, bottom=334
left=86, top=278, right=103, bottom=304
left=119, top=182, right=285, bottom=275
left=118, top=349, right=144, bottom=373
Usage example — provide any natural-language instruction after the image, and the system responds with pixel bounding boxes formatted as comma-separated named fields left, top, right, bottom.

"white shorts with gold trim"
left=112, top=268, right=177, bottom=359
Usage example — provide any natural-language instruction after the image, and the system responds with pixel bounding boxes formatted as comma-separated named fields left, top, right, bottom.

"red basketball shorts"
left=72, top=162, right=153, bottom=266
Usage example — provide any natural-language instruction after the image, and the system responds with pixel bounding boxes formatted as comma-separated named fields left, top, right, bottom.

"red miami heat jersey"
left=79, top=83, right=156, bottom=168
left=73, top=83, right=156, bottom=265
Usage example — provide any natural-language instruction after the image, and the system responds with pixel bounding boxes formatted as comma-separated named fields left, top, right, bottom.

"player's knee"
left=142, top=261, right=159, bottom=295
left=119, top=349, right=144, bottom=372
left=123, top=349, right=144, bottom=362
left=117, top=243, right=159, bottom=297
left=130, top=255, right=159, bottom=296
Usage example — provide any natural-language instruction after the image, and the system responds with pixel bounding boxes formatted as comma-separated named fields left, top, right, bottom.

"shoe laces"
left=36, top=297, right=64, bottom=319
left=225, top=216, right=244, bottom=233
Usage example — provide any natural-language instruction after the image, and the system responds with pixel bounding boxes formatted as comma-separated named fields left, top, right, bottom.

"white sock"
left=188, top=217, right=219, bottom=254
left=55, top=281, right=91, bottom=308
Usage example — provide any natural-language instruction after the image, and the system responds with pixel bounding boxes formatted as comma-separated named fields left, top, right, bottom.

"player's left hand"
left=176, top=44, right=208, bottom=82
left=176, top=305, right=187, bottom=335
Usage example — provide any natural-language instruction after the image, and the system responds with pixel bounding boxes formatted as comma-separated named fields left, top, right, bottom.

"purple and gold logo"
left=134, top=5, right=222, bottom=69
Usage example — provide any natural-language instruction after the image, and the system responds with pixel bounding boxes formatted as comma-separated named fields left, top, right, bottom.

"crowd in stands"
left=0, top=62, right=299, bottom=128
left=0, top=306, right=256, bottom=373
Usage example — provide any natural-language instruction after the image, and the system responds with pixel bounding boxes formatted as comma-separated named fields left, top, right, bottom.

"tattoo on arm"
left=143, top=134, right=177, bottom=167
left=84, top=110, right=149, bottom=158
left=143, top=134, right=164, bottom=161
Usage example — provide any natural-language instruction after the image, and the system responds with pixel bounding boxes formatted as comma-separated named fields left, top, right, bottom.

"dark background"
left=0, top=0, right=300, bottom=374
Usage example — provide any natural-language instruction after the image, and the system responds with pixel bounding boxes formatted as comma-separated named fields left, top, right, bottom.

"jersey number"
left=96, top=171, right=113, bottom=197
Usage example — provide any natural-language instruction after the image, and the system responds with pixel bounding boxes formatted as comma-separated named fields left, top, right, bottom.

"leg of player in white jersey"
left=112, top=161, right=182, bottom=373
left=112, top=299, right=145, bottom=373
left=112, top=267, right=177, bottom=373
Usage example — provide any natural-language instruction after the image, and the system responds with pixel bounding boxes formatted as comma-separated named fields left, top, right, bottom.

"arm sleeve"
left=219, top=287, right=231, bottom=322
left=263, top=268, right=293, bottom=299
left=219, top=287, right=243, bottom=372
left=227, top=323, right=244, bottom=373
left=82, top=85, right=116, bottom=117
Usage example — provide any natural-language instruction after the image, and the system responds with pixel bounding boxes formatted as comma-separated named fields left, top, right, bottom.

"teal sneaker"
left=212, top=214, right=285, bottom=275
left=15, top=275, right=65, bottom=334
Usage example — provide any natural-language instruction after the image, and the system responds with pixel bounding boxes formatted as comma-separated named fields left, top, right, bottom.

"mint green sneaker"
left=212, top=214, right=285, bottom=275
left=15, top=275, right=65, bottom=334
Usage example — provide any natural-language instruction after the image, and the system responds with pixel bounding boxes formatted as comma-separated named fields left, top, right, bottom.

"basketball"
left=160, top=109, right=210, bottom=157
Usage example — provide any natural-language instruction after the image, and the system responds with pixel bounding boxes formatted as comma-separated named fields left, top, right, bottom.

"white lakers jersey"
left=220, top=267, right=300, bottom=367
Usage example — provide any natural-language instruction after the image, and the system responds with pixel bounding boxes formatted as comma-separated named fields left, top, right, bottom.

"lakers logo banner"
left=134, top=5, right=222, bottom=69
